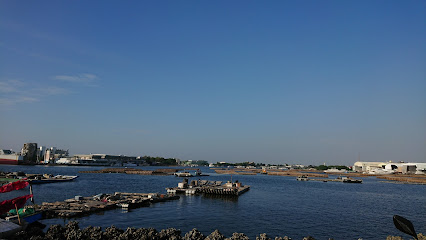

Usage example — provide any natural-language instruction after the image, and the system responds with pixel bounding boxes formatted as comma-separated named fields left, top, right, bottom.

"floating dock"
left=36, top=192, right=179, bottom=219
left=167, top=179, right=250, bottom=196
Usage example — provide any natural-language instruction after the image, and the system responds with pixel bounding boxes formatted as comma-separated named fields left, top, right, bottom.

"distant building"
left=353, top=161, right=388, bottom=173
left=39, top=146, right=69, bottom=163
left=37, top=146, right=46, bottom=162
left=21, top=143, right=38, bottom=163
left=353, top=161, right=426, bottom=174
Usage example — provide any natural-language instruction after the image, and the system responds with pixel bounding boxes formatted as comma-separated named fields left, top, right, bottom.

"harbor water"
left=1, top=165, right=425, bottom=239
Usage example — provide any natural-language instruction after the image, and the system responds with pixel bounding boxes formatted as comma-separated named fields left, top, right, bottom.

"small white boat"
left=174, top=172, right=193, bottom=177
left=324, top=168, right=347, bottom=173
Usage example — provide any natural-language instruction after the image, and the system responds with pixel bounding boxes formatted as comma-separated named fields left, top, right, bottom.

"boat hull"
left=0, top=159, right=20, bottom=165
left=0, top=154, right=24, bottom=165
left=28, top=176, right=78, bottom=184
left=5, top=212, right=42, bottom=224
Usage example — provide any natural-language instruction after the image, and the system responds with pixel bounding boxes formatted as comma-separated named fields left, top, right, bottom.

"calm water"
left=1, top=165, right=425, bottom=239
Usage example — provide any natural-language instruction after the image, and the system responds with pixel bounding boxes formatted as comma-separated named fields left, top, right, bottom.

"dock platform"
left=37, top=192, right=179, bottom=219
left=167, top=179, right=250, bottom=196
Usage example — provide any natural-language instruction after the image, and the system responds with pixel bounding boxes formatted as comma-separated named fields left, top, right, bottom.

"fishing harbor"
left=0, top=167, right=250, bottom=238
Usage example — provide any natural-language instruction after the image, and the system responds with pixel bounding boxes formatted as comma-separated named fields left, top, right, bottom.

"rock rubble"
left=8, top=221, right=426, bottom=240
left=8, top=221, right=292, bottom=240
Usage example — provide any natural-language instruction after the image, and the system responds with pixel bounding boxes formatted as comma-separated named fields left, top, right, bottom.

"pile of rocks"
left=9, top=221, right=297, bottom=240
left=11, top=221, right=425, bottom=240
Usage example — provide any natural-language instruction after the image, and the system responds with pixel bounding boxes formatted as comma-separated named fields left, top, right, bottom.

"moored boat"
left=341, top=176, right=362, bottom=183
left=296, top=175, right=309, bottom=181
left=174, top=171, right=193, bottom=177
left=5, top=207, right=42, bottom=224
left=0, top=150, right=23, bottom=165
left=27, top=174, right=78, bottom=184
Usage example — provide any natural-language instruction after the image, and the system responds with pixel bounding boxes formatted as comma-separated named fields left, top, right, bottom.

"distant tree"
left=194, top=160, right=209, bottom=166
left=314, top=165, right=349, bottom=171
left=141, top=156, right=177, bottom=166
left=316, top=165, right=328, bottom=170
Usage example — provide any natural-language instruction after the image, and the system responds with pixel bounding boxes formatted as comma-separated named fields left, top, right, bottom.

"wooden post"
left=14, top=204, right=21, bottom=225
left=29, top=183, right=34, bottom=203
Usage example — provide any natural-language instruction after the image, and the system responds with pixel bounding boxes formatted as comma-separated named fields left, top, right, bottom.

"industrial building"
left=353, top=161, right=426, bottom=174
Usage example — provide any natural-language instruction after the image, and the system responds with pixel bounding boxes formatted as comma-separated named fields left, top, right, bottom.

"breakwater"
left=7, top=221, right=293, bottom=240
left=9, top=221, right=426, bottom=240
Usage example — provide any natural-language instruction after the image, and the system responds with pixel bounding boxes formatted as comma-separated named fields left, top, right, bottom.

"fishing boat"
left=174, top=171, right=193, bottom=177
left=0, top=179, right=35, bottom=237
left=26, top=174, right=78, bottom=184
left=175, top=169, right=209, bottom=177
left=5, top=207, right=42, bottom=224
left=340, top=176, right=362, bottom=183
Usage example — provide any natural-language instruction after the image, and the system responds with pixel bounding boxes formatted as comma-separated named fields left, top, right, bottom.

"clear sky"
left=1, top=1, right=425, bottom=165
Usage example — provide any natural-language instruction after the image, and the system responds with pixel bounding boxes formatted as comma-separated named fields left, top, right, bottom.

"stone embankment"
left=8, top=221, right=426, bottom=240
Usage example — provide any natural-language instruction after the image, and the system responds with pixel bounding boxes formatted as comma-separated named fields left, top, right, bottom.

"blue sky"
left=1, top=1, right=425, bottom=165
